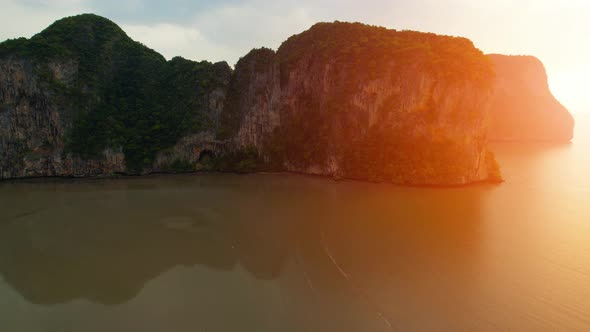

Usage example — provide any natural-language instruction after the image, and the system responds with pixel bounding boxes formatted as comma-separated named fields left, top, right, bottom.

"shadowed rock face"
left=0, top=14, right=231, bottom=180
left=488, top=54, right=575, bottom=142
left=1, top=15, right=503, bottom=185
left=224, top=23, right=501, bottom=185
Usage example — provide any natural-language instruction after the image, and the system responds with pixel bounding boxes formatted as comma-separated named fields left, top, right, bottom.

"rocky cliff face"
left=0, top=57, right=126, bottom=179
left=488, top=54, right=574, bottom=141
left=1, top=16, right=504, bottom=185
left=225, top=23, right=501, bottom=185
left=0, top=14, right=231, bottom=180
left=222, top=48, right=281, bottom=151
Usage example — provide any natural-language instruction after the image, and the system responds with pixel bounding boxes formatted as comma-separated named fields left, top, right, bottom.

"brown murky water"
left=1, top=118, right=589, bottom=332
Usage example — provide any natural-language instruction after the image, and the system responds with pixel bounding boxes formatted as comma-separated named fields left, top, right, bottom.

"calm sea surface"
left=1, top=116, right=589, bottom=332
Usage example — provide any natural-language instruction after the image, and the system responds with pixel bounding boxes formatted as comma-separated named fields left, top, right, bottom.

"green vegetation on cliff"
left=278, top=22, right=494, bottom=88
left=0, top=14, right=231, bottom=172
left=1, top=16, right=501, bottom=184
left=224, top=21, right=499, bottom=184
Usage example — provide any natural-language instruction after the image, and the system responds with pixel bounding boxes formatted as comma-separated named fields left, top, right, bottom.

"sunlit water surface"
left=1, top=117, right=589, bottom=332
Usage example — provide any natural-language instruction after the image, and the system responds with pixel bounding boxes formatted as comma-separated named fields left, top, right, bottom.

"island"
left=0, top=14, right=506, bottom=185
left=487, top=54, right=574, bottom=141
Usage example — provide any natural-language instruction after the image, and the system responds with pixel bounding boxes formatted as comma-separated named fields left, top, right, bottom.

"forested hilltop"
left=224, top=22, right=501, bottom=184
left=0, top=14, right=231, bottom=177
left=0, top=14, right=502, bottom=184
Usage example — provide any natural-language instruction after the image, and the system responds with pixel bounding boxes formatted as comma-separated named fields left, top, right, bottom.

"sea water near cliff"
left=0, top=116, right=589, bottom=332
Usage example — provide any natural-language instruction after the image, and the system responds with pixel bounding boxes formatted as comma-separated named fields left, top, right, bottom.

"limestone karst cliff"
left=487, top=54, right=574, bottom=141
left=0, top=14, right=503, bottom=184
left=0, top=14, right=231, bottom=179
left=224, top=22, right=501, bottom=185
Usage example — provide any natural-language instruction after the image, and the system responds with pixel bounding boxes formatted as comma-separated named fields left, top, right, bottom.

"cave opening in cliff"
left=198, top=150, right=215, bottom=165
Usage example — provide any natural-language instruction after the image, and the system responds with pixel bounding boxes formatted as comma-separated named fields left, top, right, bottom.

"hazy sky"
left=1, top=0, right=588, bottom=113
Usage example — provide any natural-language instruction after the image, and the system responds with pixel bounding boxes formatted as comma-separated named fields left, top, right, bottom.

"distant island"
left=0, top=14, right=573, bottom=184
left=487, top=54, right=574, bottom=141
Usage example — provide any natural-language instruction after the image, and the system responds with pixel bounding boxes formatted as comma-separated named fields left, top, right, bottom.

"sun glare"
left=550, top=68, right=590, bottom=114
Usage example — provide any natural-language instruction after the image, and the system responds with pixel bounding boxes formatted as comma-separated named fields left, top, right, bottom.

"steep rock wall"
left=0, top=15, right=231, bottom=179
left=0, top=58, right=127, bottom=179
left=1, top=16, right=508, bottom=184
left=225, top=23, right=501, bottom=185
left=0, top=58, right=231, bottom=179
left=488, top=54, right=574, bottom=141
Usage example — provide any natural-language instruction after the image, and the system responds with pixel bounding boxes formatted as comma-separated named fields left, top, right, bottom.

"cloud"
left=188, top=2, right=315, bottom=65
left=123, top=1, right=318, bottom=65
left=122, top=23, right=202, bottom=58
left=1, top=0, right=589, bottom=111
left=85, top=0, right=244, bottom=24
left=18, top=0, right=89, bottom=8
left=0, top=0, right=92, bottom=40
left=122, top=22, right=238, bottom=64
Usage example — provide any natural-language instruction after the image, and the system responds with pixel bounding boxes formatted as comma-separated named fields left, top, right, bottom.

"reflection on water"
left=0, top=174, right=490, bottom=331
left=0, top=118, right=589, bottom=331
